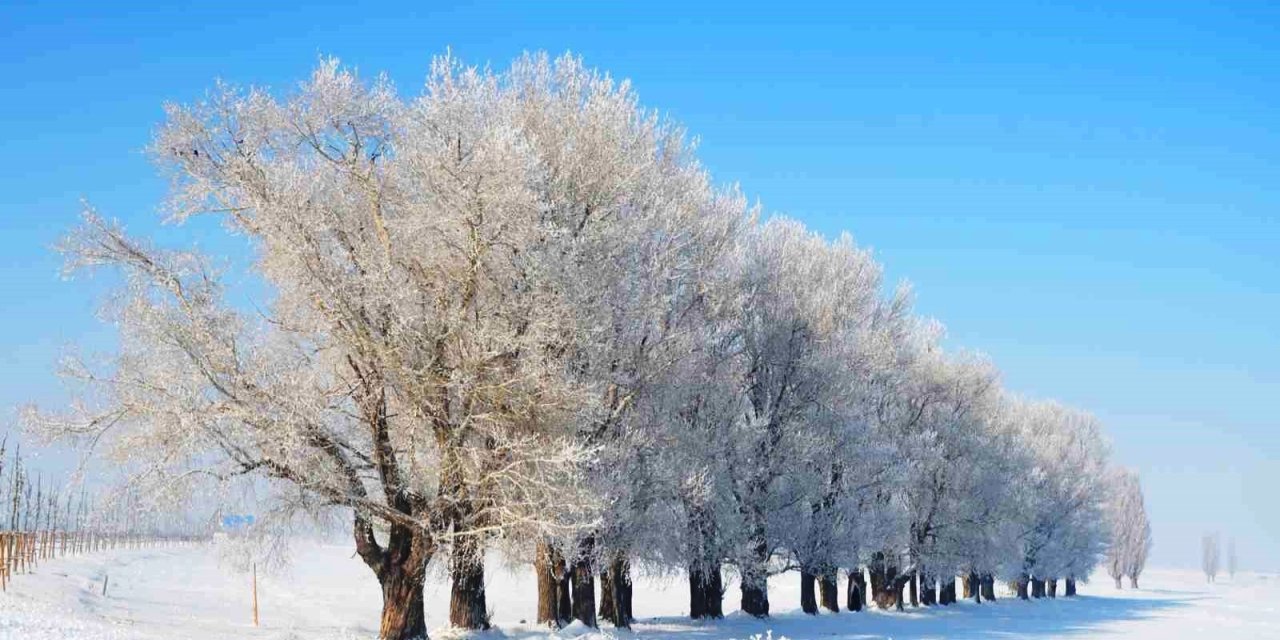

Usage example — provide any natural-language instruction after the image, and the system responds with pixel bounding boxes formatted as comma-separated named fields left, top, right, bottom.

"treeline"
left=0, top=437, right=201, bottom=590
left=26, top=52, right=1150, bottom=639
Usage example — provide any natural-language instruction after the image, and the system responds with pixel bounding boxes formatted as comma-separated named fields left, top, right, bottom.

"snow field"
left=2, top=543, right=1277, bottom=639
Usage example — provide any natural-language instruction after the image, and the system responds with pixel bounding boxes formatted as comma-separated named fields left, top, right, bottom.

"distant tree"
left=1202, top=533, right=1221, bottom=583
left=1105, top=470, right=1152, bottom=589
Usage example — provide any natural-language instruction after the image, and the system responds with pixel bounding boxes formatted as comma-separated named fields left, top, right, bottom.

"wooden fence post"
left=252, top=562, right=260, bottom=627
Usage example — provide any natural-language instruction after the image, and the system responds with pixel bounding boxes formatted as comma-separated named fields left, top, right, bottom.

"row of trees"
left=24, top=53, right=1150, bottom=640
left=0, top=437, right=196, bottom=590
left=1202, top=533, right=1237, bottom=582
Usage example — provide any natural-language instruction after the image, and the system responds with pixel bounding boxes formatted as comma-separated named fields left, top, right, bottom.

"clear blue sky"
left=2, top=1, right=1276, bottom=572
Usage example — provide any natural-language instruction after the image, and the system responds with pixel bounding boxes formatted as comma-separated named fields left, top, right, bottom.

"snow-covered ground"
left=2, top=543, right=1275, bottom=639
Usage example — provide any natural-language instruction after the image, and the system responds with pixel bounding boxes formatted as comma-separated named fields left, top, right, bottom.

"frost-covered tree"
left=1003, top=400, right=1111, bottom=599
left=1203, top=532, right=1221, bottom=583
left=1106, top=469, right=1152, bottom=589
left=885, top=343, right=1001, bottom=607
left=716, top=219, right=893, bottom=617
left=508, top=53, right=746, bottom=630
left=950, top=396, right=1032, bottom=603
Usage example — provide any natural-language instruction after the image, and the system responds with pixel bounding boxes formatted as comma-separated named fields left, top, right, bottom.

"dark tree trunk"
left=535, top=541, right=570, bottom=627
left=1031, top=577, right=1046, bottom=599
left=847, top=568, right=866, bottom=612
left=800, top=570, right=819, bottom=614
left=685, top=502, right=724, bottom=620
left=703, top=562, right=724, bottom=618
left=571, top=560, right=596, bottom=627
left=571, top=538, right=597, bottom=628
left=920, top=574, right=937, bottom=606
left=689, top=562, right=724, bottom=619
left=908, top=569, right=919, bottom=607
left=1130, top=575, right=1139, bottom=589
left=1114, top=575, right=1123, bottom=589
left=599, top=554, right=633, bottom=628
left=449, top=534, right=489, bottom=629
left=981, top=574, right=996, bottom=601
left=1047, top=578, right=1058, bottom=598
left=689, top=565, right=707, bottom=620
left=1014, top=575, right=1029, bottom=600
left=819, top=569, right=840, bottom=612
left=940, top=578, right=956, bottom=605
left=740, top=578, right=770, bottom=618
left=558, top=563, right=573, bottom=620
left=969, top=572, right=982, bottom=603
left=739, top=521, right=770, bottom=618
left=869, top=553, right=904, bottom=610
left=600, top=569, right=616, bottom=622
left=1065, top=577, right=1077, bottom=597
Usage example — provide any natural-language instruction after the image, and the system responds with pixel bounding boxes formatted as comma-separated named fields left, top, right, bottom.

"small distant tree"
left=1105, top=469, right=1151, bottom=588
left=1202, top=533, right=1221, bottom=583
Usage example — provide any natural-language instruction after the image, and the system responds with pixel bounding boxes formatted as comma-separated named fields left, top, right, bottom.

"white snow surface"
left=2, top=543, right=1276, bottom=639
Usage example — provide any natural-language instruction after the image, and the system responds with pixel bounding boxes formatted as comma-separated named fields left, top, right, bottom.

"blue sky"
left=2, top=1, right=1277, bottom=571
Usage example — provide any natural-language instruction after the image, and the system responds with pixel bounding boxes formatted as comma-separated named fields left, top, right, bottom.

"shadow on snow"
left=492, top=593, right=1196, bottom=640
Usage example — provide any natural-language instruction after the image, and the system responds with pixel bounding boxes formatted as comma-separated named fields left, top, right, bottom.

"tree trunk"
left=1047, top=578, right=1058, bottom=598
left=962, top=573, right=972, bottom=599
left=941, top=578, right=956, bottom=605
left=558, top=563, right=573, bottom=621
left=708, top=562, right=724, bottom=618
left=689, top=562, right=725, bottom=619
left=739, top=523, right=770, bottom=617
left=1031, top=577, right=1045, bottom=599
left=800, top=570, right=819, bottom=614
left=1065, top=577, right=1077, bottom=597
left=869, top=554, right=903, bottom=610
left=981, top=574, right=996, bottom=601
left=685, top=501, right=724, bottom=620
left=920, top=574, right=937, bottom=606
left=1114, top=575, right=1123, bottom=589
left=819, top=569, right=840, bottom=612
left=908, top=569, right=919, bottom=607
left=970, top=572, right=982, bottom=604
left=1014, top=575, right=1029, bottom=600
left=599, top=569, right=616, bottom=622
left=847, top=568, right=866, bottom=612
left=571, top=538, right=597, bottom=628
left=599, top=554, right=633, bottom=628
left=571, top=559, right=596, bottom=627
left=740, top=575, right=770, bottom=618
left=536, top=541, right=570, bottom=627
left=449, top=534, right=489, bottom=629
left=354, top=509, right=432, bottom=640
left=1130, top=575, right=1139, bottom=589
left=868, top=574, right=904, bottom=610
left=689, top=565, right=707, bottom=620
left=379, top=562, right=429, bottom=640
